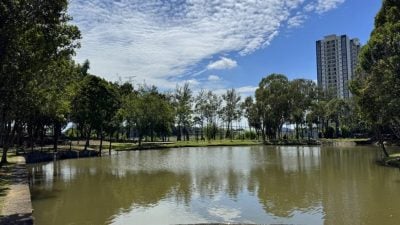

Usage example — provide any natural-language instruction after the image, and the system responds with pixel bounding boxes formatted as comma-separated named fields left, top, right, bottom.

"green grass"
left=389, top=153, right=400, bottom=158
left=320, top=138, right=370, bottom=142
left=112, top=139, right=262, bottom=151
left=165, top=139, right=261, bottom=148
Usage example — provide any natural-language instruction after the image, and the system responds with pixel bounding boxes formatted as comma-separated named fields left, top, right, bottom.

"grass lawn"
left=111, top=139, right=262, bottom=151
left=320, top=138, right=370, bottom=142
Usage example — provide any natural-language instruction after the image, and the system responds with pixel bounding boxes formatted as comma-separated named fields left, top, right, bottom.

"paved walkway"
left=0, top=156, right=33, bottom=225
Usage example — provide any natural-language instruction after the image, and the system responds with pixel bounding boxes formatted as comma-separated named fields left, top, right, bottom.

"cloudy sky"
left=69, top=0, right=381, bottom=94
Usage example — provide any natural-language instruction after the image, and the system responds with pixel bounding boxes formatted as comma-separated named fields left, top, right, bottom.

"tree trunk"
left=29, top=122, right=34, bottom=152
left=1, top=144, right=8, bottom=166
left=261, top=123, right=266, bottom=142
left=109, top=134, right=112, bottom=156
left=186, top=127, right=190, bottom=141
left=377, top=128, right=389, bottom=157
left=177, top=124, right=182, bottom=141
left=40, top=126, right=44, bottom=151
left=53, top=121, right=61, bottom=153
left=138, top=134, right=142, bottom=147
left=335, top=119, right=340, bottom=138
left=1, top=121, right=17, bottom=166
left=84, top=126, right=91, bottom=151
left=99, top=128, right=103, bottom=157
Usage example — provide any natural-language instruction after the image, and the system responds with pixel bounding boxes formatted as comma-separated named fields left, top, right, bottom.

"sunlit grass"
left=320, top=138, right=370, bottom=142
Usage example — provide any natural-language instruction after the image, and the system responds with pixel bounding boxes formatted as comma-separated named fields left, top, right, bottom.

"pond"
left=28, top=145, right=400, bottom=225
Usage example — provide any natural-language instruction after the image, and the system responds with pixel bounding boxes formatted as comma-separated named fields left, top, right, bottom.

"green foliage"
left=256, top=74, right=291, bottom=139
left=195, top=90, right=222, bottom=140
left=121, top=86, right=175, bottom=145
left=241, top=96, right=262, bottom=132
left=221, top=89, right=242, bottom=139
left=244, top=131, right=257, bottom=140
left=350, top=0, right=400, bottom=151
left=174, top=83, right=193, bottom=141
left=71, top=75, right=120, bottom=150
left=289, top=79, right=318, bottom=139
left=0, top=0, right=80, bottom=164
left=324, top=126, right=335, bottom=139
left=340, top=126, right=351, bottom=138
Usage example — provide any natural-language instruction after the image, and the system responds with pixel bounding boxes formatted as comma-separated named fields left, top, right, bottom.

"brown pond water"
left=28, top=146, right=400, bottom=225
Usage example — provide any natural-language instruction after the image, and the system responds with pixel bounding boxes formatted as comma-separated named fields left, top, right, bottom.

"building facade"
left=316, top=35, right=361, bottom=99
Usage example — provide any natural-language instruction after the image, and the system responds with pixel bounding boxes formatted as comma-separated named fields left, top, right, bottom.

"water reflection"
left=249, top=147, right=322, bottom=218
left=29, top=146, right=400, bottom=225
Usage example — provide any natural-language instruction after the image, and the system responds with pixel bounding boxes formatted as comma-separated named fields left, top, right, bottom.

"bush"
left=244, top=131, right=257, bottom=140
left=324, top=126, right=335, bottom=138
left=341, top=126, right=352, bottom=138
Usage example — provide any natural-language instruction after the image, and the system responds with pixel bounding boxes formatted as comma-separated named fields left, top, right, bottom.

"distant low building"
left=316, top=34, right=361, bottom=99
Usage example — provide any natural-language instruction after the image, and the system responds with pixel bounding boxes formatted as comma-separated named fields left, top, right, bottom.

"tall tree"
left=122, top=87, right=174, bottom=146
left=289, top=79, right=317, bottom=139
left=0, top=0, right=80, bottom=165
left=242, top=96, right=262, bottom=139
left=350, top=0, right=400, bottom=157
left=195, top=90, right=222, bottom=141
left=255, top=74, right=290, bottom=140
left=71, top=75, right=120, bottom=154
left=221, top=89, right=242, bottom=140
left=174, top=83, right=193, bottom=141
left=194, top=90, right=208, bottom=140
left=205, top=91, right=222, bottom=140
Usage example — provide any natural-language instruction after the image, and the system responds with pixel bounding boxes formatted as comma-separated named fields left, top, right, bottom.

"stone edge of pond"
left=0, top=156, right=34, bottom=225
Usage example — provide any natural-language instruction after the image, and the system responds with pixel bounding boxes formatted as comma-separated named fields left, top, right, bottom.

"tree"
left=174, top=83, right=192, bottom=141
left=255, top=74, right=290, bottom=140
left=326, top=98, right=348, bottom=138
left=205, top=91, right=222, bottom=140
left=350, top=0, right=400, bottom=157
left=194, top=90, right=207, bottom=140
left=221, top=89, right=241, bottom=140
left=34, top=59, right=82, bottom=152
left=307, top=99, right=327, bottom=138
left=289, top=79, right=317, bottom=139
left=0, top=0, right=80, bottom=165
left=242, top=96, right=262, bottom=139
left=71, top=75, right=120, bottom=154
left=194, top=90, right=222, bottom=141
left=122, top=86, right=174, bottom=146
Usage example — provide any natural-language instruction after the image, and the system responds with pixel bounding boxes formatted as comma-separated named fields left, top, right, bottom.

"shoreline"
left=8, top=138, right=389, bottom=165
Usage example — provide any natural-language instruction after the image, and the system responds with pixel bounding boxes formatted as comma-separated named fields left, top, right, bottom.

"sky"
left=68, top=0, right=382, bottom=95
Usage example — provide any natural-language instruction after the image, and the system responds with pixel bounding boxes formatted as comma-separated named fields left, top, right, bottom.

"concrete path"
left=0, top=156, right=33, bottom=225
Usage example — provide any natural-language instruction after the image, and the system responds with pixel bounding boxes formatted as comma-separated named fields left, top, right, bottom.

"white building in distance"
left=316, top=34, right=361, bottom=99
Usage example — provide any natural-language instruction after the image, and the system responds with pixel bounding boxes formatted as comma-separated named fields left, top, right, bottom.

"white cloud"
left=287, top=14, right=308, bottom=28
left=212, top=86, right=258, bottom=98
left=69, top=0, right=346, bottom=89
left=236, top=86, right=258, bottom=94
left=208, top=75, right=221, bottom=81
left=306, top=0, right=346, bottom=14
left=207, top=57, right=238, bottom=70
left=185, top=79, right=200, bottom=87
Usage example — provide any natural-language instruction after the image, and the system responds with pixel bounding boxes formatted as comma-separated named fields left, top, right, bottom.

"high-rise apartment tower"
left=316, top=34, right=361, bottom=99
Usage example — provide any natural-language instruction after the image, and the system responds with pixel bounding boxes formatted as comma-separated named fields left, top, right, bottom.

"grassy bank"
left=320, top=138, right=370, bottom=143
left=383, top=153, right=400, bottom=168
left=112, top=139, right=262, bottom=151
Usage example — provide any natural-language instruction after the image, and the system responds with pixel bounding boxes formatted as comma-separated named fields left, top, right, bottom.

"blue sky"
left=69, top=0, right=382, bottom=95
